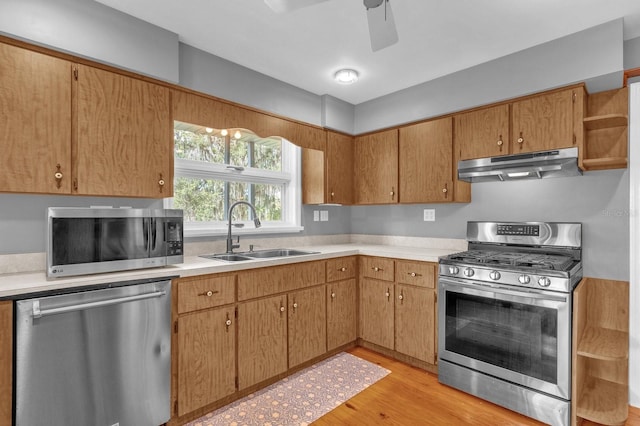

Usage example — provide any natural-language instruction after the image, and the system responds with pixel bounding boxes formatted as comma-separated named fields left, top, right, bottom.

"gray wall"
left=625, top=35, right=640, bottom=69
left=354, top=19, right=624, bottom=134
left=0, top=0, right=180, bottom=83
left=351, top=169, right=629, bottom=281
left=179, top=43, right=323, bottom=127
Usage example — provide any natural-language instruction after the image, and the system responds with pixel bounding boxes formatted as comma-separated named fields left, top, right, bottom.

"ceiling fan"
left=264, top=0, right=399, bottom=52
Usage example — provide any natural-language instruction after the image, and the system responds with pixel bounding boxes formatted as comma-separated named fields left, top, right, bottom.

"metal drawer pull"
left=331, top=292, right=336, bottom=299
left=407, top=272, right=422, bottom=277
left=385, top=289, right=390, bottom=300
left=338, top=267, right=347, bottom=272
left=372, top=267, right=383, bottom=272
left=293, top=302, right=298, bottom=310
left=280, top=306, right=285, bottom=312
left=199, top=290, right=219, bottom=297
left=32, top=291, right=166, bottom=319
left=225, top=319, right=232, bottom=326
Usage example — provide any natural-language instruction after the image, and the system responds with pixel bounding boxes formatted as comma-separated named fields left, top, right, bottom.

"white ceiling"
left=96, top=0, right=640, bottom=105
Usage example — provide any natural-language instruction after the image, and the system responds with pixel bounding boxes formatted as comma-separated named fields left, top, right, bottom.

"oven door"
left=438, top=276, right=571, bottom=400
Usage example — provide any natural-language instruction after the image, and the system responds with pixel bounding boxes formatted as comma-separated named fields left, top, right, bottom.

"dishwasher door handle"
left=32, top=290, right=167, bottom=319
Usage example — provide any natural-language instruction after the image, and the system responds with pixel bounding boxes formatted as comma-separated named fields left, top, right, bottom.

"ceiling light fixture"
left=334, top=69, right=359, bottom=84
left=221, top=129, right=228, bottom=136
left=234, top=130, right=242, bottom=139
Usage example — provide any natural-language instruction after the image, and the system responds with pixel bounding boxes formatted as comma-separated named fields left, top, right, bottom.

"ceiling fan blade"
left=366, top=0, right=399, bottom=52
left=264, top=0, right=329, bottom=14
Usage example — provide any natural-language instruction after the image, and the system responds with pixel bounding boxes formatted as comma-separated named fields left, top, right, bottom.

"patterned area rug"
left=186, top=352, right=391, bottom=426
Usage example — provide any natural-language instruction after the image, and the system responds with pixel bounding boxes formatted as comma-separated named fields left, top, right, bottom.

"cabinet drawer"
left=177, top=274, right=236, bottom=314
left=395, top=261, right=435, bottom=288
left=326, top=257, right=357, bottom=282
left=360, top=256, right=394, bottom=282
left=238, top=261, right=326, bottom=301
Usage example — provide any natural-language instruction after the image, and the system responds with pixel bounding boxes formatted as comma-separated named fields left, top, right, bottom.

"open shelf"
left=577, top=326, right=628, bottom=360
left=581, top=157, right=628, bottom=171
left=583, top=114, right=628, bottom=130
left=576, top=376, right=628, bottom=426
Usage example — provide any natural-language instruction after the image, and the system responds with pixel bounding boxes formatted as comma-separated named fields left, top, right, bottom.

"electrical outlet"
left=423, top=209, right=435, bottom=222
left=320, top=210, right=329, bottom=221
left=313, top=210, right=319, bottom=222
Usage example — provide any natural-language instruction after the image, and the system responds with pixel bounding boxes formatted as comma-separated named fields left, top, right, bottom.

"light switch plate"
left=313, top=211, right=319, bottom=222
left=320, top=210, right=329, bottom=221
left=423, top=209, right=435, bottom=221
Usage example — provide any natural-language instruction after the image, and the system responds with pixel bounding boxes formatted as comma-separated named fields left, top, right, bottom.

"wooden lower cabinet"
left=359, top=277, right=395, bottom=349
left=237, top=295, right=288, bottom=390
left=177, top=306, right=236, bottom=417
left=288, top=286, right=327, bottom=368
left=395, top=284, right=436, bottom=364
left=327, top=279, right=357, bottom=351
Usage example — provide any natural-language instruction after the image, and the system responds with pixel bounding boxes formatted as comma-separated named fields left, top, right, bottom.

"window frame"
left=166, top=129, right=304, bottom=238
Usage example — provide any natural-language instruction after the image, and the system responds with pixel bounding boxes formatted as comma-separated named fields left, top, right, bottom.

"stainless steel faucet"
left=226, top=201, right=261, bottom=253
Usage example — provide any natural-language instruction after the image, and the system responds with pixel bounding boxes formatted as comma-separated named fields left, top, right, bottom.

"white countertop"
left=0, top=243, right=463, bottom=298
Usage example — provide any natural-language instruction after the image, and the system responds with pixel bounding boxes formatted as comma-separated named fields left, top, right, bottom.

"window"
left=168, top=121, right=302, bottom=237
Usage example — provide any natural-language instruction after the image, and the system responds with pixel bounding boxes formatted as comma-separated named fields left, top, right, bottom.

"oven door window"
left=444, top=291, right=557, bottom=383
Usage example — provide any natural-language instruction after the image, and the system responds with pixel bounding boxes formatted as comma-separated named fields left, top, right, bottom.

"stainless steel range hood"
left=458, top=147, right=582, bottom=183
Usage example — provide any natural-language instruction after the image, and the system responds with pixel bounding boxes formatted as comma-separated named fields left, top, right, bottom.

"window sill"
left=184, top=225, right=304, bottom=238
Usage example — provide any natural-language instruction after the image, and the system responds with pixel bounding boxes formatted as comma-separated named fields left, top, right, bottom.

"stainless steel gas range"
left=437, top=221, right=582, bottom=426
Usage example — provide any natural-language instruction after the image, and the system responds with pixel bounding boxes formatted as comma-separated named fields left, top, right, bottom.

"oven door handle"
left=440, top=278, right=568, bottom=303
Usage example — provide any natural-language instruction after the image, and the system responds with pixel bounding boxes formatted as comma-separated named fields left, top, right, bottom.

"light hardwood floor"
left=313, top=347, right=640, bottom=426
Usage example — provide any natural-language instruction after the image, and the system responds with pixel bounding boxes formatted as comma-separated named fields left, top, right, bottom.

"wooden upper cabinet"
left=0, top=43, right=72, bottom=194
left=302, top=147, right=325, bottom=204
left=354, top=129, right=398, bottom=204
left=172, top=89, right=325, bottom=150
left=399, top=117, right=453, bottom=203
left=74, top=65, right=173, bottom=198
left=511, top=88, right=579, bottom=153
left=456, top=104, right=509, bottom=161
left=326, top=131, right=354, bottom=204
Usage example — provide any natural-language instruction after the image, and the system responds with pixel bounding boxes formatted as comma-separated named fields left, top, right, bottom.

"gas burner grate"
left=445, top=250, right=576, bottom=272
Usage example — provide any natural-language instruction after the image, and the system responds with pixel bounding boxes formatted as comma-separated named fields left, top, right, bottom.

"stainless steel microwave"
left=47, top=207, right=183, bottom=278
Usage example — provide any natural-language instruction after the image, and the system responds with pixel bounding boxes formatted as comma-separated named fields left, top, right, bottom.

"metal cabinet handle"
left=339, top=267, right=347, bottom=272
left=372, top=267, right=383, bottom=272
left=398, top=290, right=404, bottom=304
left=54, top=164, right=63, bottom=188
left=199, top=290, right=219, bottom=297
left=407, top=272, right=422, bottom=277
left=497, top=138, right=503, bottom=146
left=293, top=302, right=298, bottom=310
left=331, top=191, right=335, bottom=198
left=517, top=132, right=524, bottom=144
left=331, top=292, right=336, bottom=299
left=390, top=186, right=395, bottom=200
left=280, top=305, right=285, bottom=313
left=385, top=289, right=390, bottom=300
left=158, top=173, right=165, bottom=193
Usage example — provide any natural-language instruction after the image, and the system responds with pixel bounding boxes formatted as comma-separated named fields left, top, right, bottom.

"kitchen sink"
left=241, top=248, right=319, bottom=258
left=200, top=248, right=319, bottom=262
left=200, top=253, right=254, bottom=262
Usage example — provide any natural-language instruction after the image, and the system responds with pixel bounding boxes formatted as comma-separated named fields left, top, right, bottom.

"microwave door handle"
left=151, top=218, right=157, bottom=251
left=143, top=217, right=150, bottom=252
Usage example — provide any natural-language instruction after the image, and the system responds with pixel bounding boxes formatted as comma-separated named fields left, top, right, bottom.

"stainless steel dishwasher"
left=14, top=278, right=172, bottom=426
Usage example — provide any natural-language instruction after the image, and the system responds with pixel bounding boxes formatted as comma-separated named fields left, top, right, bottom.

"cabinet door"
left=288, top=286, right=327, bottom=368
left=74, top=65, right=172, bottom=197
left=237, top=295, right=287, bottom=389
left=354, top=129, right=398, bottom=204
left=326, top=131, right=354, bottom=204
left=0, top=43, right=72, bottom=194
left=511, top=89, right=577, bottom=153
left=327, top=279, right=357, bottom=351
left=455, top=104, right=509, bottom=160
left=302, top=148, right=325, bottom=204
left=395, top=284, right=436, bottom=364
left=359, top=278, right=394, bottom=349
left=399, top=117, right=453, bottom=203
left=177, top=307, right=235, bottom=416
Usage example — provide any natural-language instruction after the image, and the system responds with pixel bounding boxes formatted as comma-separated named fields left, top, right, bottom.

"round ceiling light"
left=334, top=69, right=359, bottom=84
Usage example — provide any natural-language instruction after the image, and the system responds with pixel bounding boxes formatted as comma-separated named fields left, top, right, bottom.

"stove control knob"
left=489, top=271, right=501, bottom=280
left=448, top=266, right=459, bottom=275
left=518, top=275, right=531, bottom=285
left=463, top=268, right=474, bottom=277
left=538, top=277, right=551, bottom=287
